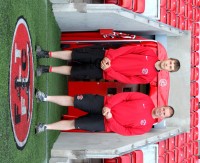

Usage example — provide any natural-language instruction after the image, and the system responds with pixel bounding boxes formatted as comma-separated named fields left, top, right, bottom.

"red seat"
left=192, top=22, right=200, bottom=37
left=176, top=15, right=185, bottom=30
left=193, top=111, right=199, bottom=127
left=104, top=0, right=132, bottom=10
left=190, top=82, right=199, bottom=97
left=120, top=154, right=132, bottom=163
left=192, top=37, right=199, bottom=51
left=104, top=157, right=121, bottom=163
left=192, top=7, right=200, bottom=22
left=118, top=0, right=133, bottom=10
left=160, top=0, right=167, bottom=7
left=104, top=0, right=118, bottom=4
left=175, top=134, right=185, bottom=147
left=184, top=131, right=193, bottom=143
left=174, top=147, right=184, bottom=163
left=190, top=97, right=199, bottom=112
left=190, top=155, right=198, bottom=163
left=186, top=0, right=193, bottom=3
left=167, top=11, right=176, bottom=27
left=191, top=141, right=198, bottom=155
left=190, top=111, right=199, bottom=127
left=183, top=158, right=192, bottom=163
left=165, top=151, right=175, bottom=163
left=184, top=19, right=193, bottom=30
left=105, top=0, right=145, bottom=13
left=176, top=0, right=185, bottom=15
left=158, top=140, right=166, bottom=156
left=166, top=0, right=176, bottom=11
left=184, top=143, right=192, bottom=158
left=104, top=153, right=132, bottom=163
left=166, top=137, right=175, bottom=151
left=191, top=52, right=199, bottom=67
left=185, top=3, right=193, bottom=19
left=190, top=67, right=199, bottom=81
left=160, top=7, right=167, bottom=23
left=158, top=155, right=165, bottom=163
left=132, top=0, right=145, bottom=13
left=131, top=150, right=143, bottom=163
left=193, top=0, right=200, bottom=6
left=191, top=127, right=199, bottom=141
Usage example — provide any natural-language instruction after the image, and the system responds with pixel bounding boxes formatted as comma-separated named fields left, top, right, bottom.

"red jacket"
left=103, top=45, right=158, bottom=84
left=104, top=92, right=156, bottom=136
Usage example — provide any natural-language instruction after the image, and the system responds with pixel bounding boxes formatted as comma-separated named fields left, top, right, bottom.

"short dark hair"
left=170, top=58, right=180, bottom=72
left=167, top=106, right=175, bottom=118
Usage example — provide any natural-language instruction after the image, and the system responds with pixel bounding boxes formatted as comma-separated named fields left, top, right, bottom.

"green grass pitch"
left=0, top=0, right=67, bottom=162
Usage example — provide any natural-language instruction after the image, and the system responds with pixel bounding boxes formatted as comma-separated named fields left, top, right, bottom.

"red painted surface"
left=9, top=18, right=33, bottom=149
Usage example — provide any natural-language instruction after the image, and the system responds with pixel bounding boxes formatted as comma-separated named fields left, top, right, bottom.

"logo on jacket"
left=140, top=119, right=147, bottom=126
left=142, top=68, right=148, bottom=75
left=159, top=79, right=167, bottom=87
left=77, top=95, right=83, bottom=100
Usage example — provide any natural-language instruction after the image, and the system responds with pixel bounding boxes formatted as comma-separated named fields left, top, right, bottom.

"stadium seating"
left=166, top=11, right=176, bottom=27
left=166, top=0, right=176, bottom=11
left=104, top=0, right=145, bottom=13
left=185, top=3, right=193, bottom=19
left=176, top=0, right=185, bottom=15
left=158, top=155, right=165, bottom=163
left=174, top=147, right=184, bottom=163
left=165, top=151, right=175, bottom=163
left=176, top=14, right=185, bottom=30
left=160, top=0, right=167, bottom=7
left=103, top=150, right=143, bottom=163
left=184, top=143, right=192, bottom=158
left=192, top=22, right=199, bottom=37
left=175, top=134, right=185, bottom=147
left=190, top=111, right=199, bottom=127
left=158, top=140, right=166, bottom=156
left=190, top=97, right=199, bottom=112
left=193, top=0, right=200, bottom=6
left=191, top=52, right=199, bottom=67
left=152, top=1, right=199, bottom=162
left=118, top=0, right=132, bottom=10
left=191, top=141, right=198, bottom=155
left=184, top=18, right=193, bottom=30
left=104, top=0, right=118, bottom=4
left=132, top=0, right=145, bottom=13
left=191, top=37, right=199, bottom=51
left=160, top=6, right=167, bottom=23
left=191, top=127, right=198, bottom=141
left=190, top=82, right=199, bottom=97
left=166, top=137, right=175, bottom=151
left=193, top=7, right=200, bottom=22
left=190, top=67, right=199, bottom=81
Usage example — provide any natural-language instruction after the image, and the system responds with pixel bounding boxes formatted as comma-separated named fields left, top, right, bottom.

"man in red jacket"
left=36, top=45, right=180, bottom=84
left=35, top=90, right=175, bottom=136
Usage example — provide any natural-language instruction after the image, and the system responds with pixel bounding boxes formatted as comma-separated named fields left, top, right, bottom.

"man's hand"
left=101, top=57, right=111, bottom=70
left=102, top=106, right=112, bottom=119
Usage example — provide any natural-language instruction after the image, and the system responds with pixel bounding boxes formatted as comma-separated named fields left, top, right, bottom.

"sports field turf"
left=0, top=0, right=67, bottom=162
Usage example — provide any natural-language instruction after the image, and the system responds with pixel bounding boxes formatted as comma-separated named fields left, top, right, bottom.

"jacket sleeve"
left=104, top=92, right=147, bottom=109
left=104, top=67, right=151, bottom=84
left=106, top=117, right=151, bottom=136
left=105, top=46, right=156, bottom=61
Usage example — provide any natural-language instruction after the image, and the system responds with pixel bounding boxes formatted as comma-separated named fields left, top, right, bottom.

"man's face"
left=160, top=59, right=175, bottom=72
left=153, top=106, right=172, bottom=118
